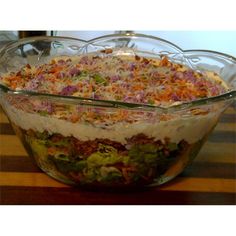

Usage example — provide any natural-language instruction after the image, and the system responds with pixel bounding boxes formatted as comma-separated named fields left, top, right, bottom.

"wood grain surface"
left=0, top=105, right=235, bottom=205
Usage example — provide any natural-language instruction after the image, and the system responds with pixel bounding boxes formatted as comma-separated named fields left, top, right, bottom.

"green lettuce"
left=51, top=154, right=87, bottom=173
left=87, top=144, right=129, bottom=167
left=93, top=74, right=107, bottom=84
left=26, top=137, right=48, bottom=160
left=128, top=144, right=159, bottom=166
left=27, top=134, right=181, bottom=185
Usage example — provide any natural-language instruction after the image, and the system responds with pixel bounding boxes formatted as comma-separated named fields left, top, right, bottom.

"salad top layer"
left=0, top=50, right=228, bottom=107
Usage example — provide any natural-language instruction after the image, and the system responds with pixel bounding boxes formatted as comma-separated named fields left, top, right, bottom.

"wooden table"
left=0, top=105, right=235, bottom=205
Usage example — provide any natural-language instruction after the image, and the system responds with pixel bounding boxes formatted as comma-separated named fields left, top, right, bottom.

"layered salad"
left=0, top=49, right=229, bottom=187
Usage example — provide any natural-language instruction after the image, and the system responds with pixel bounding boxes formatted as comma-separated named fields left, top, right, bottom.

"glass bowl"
left=0, top=34, right=235, bottom=189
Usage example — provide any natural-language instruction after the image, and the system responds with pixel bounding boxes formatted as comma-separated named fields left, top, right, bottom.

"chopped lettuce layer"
left=25, top=133, right=184, bottom=185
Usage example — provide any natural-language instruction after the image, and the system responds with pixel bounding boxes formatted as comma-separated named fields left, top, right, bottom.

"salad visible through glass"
left=0, top=49, right=231, bottom=187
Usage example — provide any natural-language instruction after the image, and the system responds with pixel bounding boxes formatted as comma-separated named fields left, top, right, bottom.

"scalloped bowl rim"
left=0, top=33, right=235, bottom=112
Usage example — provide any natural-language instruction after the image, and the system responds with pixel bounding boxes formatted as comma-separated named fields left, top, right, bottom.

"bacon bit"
left=25, top=64, right=31, bottom=69
left=142, top=57, right=150, bottom=65
left=100, top=48, right=113, bottom=54
left=159, top=56, right=170, bottom=66
left=70, top=114, right=80, bottom=123
left=135, top=55, right=141, bottom=61
left=48, top=147, right=56, bottom=155
left=92, top=56, right=100, bottom=59
left=51, top=59, right=56, bottom=65
left=11, top=81, right=18, bottom=89
left=49, top=66, right=63, bottom=74
left=133, top=84, right=144, bottom=91
left=16, top=71, right=22, bottom=76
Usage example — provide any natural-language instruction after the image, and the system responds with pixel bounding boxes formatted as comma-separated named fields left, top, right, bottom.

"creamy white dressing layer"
left=3, top=101, right=220, bottom=144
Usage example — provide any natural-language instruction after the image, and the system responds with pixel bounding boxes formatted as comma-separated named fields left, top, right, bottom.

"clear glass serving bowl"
left=0, top=34, right=235, bottom=189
